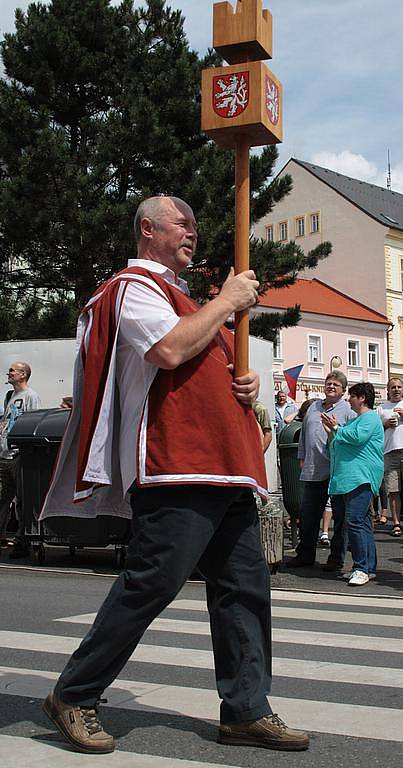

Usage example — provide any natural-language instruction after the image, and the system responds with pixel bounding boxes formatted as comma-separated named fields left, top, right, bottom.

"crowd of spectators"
left=280, top=374, right=403, bottom=586
left=1, top=356, right=401, bottom=587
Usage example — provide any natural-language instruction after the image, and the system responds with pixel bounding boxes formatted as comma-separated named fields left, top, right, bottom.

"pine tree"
left=0, top=0, right=331, bottom=341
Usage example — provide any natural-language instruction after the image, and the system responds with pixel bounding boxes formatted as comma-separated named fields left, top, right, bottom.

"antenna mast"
left=387, top=150, right=392, bottom=190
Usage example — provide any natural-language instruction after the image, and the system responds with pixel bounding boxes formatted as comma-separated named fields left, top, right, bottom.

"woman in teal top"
left=321, top=382, right=384, bottom=586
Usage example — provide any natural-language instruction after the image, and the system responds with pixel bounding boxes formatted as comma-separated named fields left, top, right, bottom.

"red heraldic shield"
left=213, top=71, right=250, bottom=118
left=265, top=75, right=280, bottom=126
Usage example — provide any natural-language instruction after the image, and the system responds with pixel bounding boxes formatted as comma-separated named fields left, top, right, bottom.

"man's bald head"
left=133, top=195, right=197, bottom=276
left=134, top=196, right=194, bottom=244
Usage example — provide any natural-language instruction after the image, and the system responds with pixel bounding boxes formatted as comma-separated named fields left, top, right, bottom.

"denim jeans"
left=296, top=479, right=346, bottom=564
left=343, top=483, right=377, bottom=574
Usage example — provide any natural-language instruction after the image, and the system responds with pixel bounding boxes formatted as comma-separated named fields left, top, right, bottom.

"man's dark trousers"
left=55, top=484, right=273, bottom=724
left=296, top=480, right=346, bottom=564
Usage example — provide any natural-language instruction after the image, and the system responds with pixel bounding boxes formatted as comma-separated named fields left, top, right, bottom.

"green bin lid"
left=278, top=420, right=302, bottom=445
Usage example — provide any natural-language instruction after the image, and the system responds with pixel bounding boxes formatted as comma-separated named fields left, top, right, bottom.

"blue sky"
left=2, top=0, right=403, bottom=190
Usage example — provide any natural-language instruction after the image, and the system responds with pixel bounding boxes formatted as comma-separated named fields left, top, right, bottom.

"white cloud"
left=310, top=150, right=403, bottom=194
left=311, top=150, right=377, bottom=182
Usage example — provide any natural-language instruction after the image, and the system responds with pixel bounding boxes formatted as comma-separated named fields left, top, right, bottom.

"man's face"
left=324, top=377, right=344, bottom=404
left=7, top=363, right=26, bottom=387
left=147, top=199, right=198, bottom=275
left=277, top=392, right=287, bottom=406
left=388, top=380, right=403, bottom=402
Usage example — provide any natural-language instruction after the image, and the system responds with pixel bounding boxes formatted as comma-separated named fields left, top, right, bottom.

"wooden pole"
left=234, top=134, right=250, bottom=377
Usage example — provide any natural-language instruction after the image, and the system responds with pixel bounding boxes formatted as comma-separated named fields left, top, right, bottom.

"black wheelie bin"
left=7, top=408, right=130, bottom=565
left=278, top=420, right=304, bottom=547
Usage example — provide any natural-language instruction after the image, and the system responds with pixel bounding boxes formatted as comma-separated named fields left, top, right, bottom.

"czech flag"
left=283, top=365, right=303, bottom=401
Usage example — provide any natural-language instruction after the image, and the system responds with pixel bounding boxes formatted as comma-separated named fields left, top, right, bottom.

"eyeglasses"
left=325, top=382, right=342, bottom=388
left=8, top=368, right=24, bottom=374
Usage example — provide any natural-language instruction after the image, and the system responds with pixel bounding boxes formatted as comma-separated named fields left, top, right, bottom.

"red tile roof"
left=258, top=278, right=389, bottom=324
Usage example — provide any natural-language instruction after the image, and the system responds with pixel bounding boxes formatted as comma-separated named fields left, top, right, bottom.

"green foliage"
left=0, top=293, right=78, bottom=340
left=0, top=0, right=331, bottom=341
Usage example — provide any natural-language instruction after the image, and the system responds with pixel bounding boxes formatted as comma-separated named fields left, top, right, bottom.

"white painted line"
left=3, top=626, right=403, bottom=654
left=273, top=657, right=403, bottom=688
left=273, top=606, right=403, bottom=627
left=1, top=636, right=215, bottom=668
left=55, top=616, right=212, bottom=633
left=0, top=734, right=236, bottom=768
left=0, top=666, right=402, bottom=743
left=169, top=601, right=403, bottom=628
left=174, top=591, right=403, bottom=610
left=272, top=589, right=403, bottom=608
left=55, top=608, right=403, bottom=632
left=273, top=628, right=403, bottom=653
left=0, top=632, right=403, bottom=688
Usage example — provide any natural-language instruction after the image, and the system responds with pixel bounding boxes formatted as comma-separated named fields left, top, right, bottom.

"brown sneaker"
left=42, top=691, right=114, bottom=754
left=218, top=713, right=309, bottom=751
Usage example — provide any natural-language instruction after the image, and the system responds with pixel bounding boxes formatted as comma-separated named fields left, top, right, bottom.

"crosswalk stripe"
left=273, top=606, right=403, bottom=626
left=0, top=734, right=237, bottom=768
left=2, top=626, right=403, bottom=655
left=273, top=627, right=403, bottom=652
left=54, top=609, right=403, bottom=631
left=174, top=593, right=403, bottom=610
left=1, top=666, right=402, bottom=743
left=273, top=590, right=403, bottom=608
left=1, top=628, right=403, bottom=687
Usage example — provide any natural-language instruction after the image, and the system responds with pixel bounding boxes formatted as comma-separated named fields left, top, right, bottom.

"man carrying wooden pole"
left=39, top=1, right=308, bottom=757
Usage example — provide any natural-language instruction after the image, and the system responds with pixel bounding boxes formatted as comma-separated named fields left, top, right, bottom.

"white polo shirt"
left=116, top=259, right=188, bottom=493
left=377, top=399, right=403, bottom=454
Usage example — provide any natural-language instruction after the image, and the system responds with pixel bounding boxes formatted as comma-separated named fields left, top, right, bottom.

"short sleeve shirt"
left=377, top=399, right=403, bottom=454
left=253, top=401, right=272, bottom=432
left=116, top=259, right=187, bottom=494
left=297, top=398, right=355, bottom=482
left=0, top=387, right=41, bottom=458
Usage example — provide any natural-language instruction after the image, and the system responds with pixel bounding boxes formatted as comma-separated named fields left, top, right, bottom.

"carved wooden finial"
left=213, top=0, right=272, bottom=64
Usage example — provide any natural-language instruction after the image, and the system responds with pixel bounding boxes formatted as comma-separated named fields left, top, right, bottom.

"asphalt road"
left=0, top=558, right=402, bottom=768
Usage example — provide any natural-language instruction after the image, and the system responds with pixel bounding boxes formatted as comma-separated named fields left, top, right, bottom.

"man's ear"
left=141, top=217, right=154, bottom=240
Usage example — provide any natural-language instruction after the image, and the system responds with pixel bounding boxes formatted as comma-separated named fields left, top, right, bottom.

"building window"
left=273, top=330, right=282, bottom=359
left=279, top=221, right=288, bottom=241
left=310, top=212, right=320, bottom=233
left=368, top=342, right=380, bottom=369
left=266, top=224, right=273, bottom=242
left=295, top=216, right=305, bottom=237
left=348, top=339, right=360, bottom=367
left=308, top=335, right=322, bottom=363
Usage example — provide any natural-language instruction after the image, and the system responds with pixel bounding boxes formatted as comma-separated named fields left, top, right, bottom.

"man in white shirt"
left=377, top=378, right=403, bottom=536
left=274, top=390, right=298, bottom=434
left=0, top=361, right=41, bottom=557
left=42, top=196, right=309, bottom=755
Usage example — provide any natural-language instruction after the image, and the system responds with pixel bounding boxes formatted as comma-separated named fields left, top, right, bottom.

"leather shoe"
left=43, top=691, right=114, bottom=754
left=286, top=557, right=314, bottom=568
left=218, top=713, right=309, bottom=751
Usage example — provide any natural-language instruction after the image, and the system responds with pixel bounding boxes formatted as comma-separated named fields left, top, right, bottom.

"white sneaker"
left=343, top=570, right=376, bottom=581
left=348, top=570, right=369, bottom=586
left=319, top=532, right=330, bottom=547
